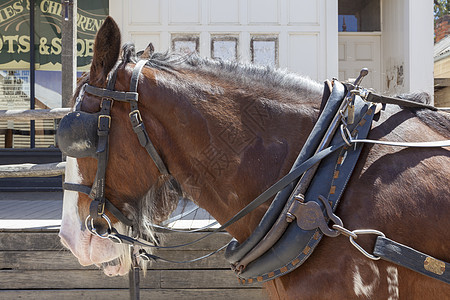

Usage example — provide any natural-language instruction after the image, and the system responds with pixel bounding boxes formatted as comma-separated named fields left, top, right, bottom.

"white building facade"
left=109, top=0, right=434, bottom=97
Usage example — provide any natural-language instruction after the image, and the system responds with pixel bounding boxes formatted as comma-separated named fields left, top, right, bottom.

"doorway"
left=338, top=0, right=382, bottom=92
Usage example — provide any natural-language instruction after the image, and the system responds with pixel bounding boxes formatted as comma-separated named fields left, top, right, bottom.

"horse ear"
left=140, top=43, right=155, bottom=59
left=90, top=16, right=121, bottom=86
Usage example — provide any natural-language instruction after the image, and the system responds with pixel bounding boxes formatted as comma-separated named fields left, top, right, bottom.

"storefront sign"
left=0, top=0, right=108, bottom=71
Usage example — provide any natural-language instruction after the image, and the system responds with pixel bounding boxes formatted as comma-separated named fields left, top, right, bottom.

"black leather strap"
left=85, top=84, right=138, bottom=102
left=63, top=182, right=134, bottom=226
left=105, top=141, right=348, bottom=249
left=374, top=236, right=450, bottom=284
left=128, top=60, right=169, bottom=175
left=367, top=92, right=439, bottom=111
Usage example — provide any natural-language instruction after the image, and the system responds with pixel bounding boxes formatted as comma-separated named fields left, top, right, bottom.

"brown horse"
left=58, top=17, right=450, bottom=299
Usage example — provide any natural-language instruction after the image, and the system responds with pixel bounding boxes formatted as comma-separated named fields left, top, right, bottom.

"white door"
left=338, top=33, right=381, bottom=92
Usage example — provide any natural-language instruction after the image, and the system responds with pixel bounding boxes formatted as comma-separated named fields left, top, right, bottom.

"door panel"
left=338, top=34, right=381, bottom=91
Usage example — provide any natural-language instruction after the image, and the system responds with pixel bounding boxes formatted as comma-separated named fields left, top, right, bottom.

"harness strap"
left=106, top=141, right=349, bottom=249
left=366, top=92, right=445, bottom=112
left=88, top=62, right=121, bottom=222
left=374, top=236, right=450, bottom=284
left=128, top=60, right=169, bottom=175
left=84, top=85, right=138, bottom=102
left=64, top=183, right=134, bottom=227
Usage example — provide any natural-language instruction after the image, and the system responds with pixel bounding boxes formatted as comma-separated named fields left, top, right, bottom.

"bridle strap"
left=66, top=60, right=170, bottom=233
left=128, top=60, right=169, bottom=175
left=84, top=84, right=138, bottom=102
left=64, top=183, right=134, bottom=227
left=89, top=63, right=120, bottom=221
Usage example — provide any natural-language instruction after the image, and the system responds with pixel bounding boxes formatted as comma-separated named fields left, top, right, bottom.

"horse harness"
left=58, top=59, right=171, bottom=242
left=58, top=62, right=450, bottom=288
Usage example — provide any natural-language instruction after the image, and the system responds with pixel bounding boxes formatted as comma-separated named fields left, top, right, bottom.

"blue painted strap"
left=374, top=236, right=450, bottom=284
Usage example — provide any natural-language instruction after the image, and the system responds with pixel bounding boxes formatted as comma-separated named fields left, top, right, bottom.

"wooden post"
left=61, top=0, right=77, bottom=109
left=5, top=129, right=13, bottom=148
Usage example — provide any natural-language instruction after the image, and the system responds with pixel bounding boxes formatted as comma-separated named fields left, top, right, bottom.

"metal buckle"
left=98, top=115, right=111, bottom=129
left=129, top=110, right=143, bottom=124
left=100, top=98, right=113, bottom=109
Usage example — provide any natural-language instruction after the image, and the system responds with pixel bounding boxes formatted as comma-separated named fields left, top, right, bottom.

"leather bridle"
left=59, top=59, right=170, bottom=244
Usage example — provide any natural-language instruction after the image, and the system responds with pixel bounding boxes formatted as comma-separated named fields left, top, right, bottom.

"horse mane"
left=120, top=42, right=323, bottom=100
left=396, top=92, right=450, bottom=137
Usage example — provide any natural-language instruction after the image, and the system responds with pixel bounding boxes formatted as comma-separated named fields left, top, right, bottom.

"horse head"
left=58, top=17, right=179, bottom=276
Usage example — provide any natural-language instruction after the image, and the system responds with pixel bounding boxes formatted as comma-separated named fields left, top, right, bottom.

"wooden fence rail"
left=0, top=108, right=71, bottom=121
left=0, top=162, right=66, bottom=178
left=0, top=108, right=69, bottom=177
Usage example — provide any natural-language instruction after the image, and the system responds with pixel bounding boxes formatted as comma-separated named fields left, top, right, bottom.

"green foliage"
left=435, top=0, right=450, bottom=20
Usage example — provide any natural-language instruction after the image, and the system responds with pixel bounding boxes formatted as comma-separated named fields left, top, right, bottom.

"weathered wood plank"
left=0, top=269, right=255, bottom=290
left=0, top=108, right=71, bottom=121
left=0, top=270, right=158, bottom=289
left=0, top=289, right=267, bottom=300
left=0, top=232, right=231, bottom=251
left=0, top=232, right=62, bottom=250
left=160, top=269, right=258, bottom=289
left=0, top=162, right=65, bottom=178
left=0, top=250, right=231, bottom=270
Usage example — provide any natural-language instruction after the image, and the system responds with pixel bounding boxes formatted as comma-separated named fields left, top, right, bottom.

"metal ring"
left=85, top=214, right=113, bottom=239
left=349, top=229, right=385, bottom=260
left=340, top=124, right=353, bottom=147
left=332, top=224, right=357, bottom=239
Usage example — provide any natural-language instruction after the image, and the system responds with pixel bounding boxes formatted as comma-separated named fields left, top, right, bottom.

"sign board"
left=0, top=0, right=108, bottom=71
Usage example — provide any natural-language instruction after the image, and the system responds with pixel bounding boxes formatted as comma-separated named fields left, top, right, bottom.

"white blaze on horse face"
left=59, top=157, right=126, bottom=273
left=58, top=157, right=87, bottom=261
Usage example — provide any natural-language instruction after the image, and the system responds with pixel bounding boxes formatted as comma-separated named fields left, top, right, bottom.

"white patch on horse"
left=67, top=140, right=94, bottom=152
left=59, top=157, right=82, bottom=249
left=386, top=266, right=399, bottom=300
left=352, top=260, right=380, bottom=298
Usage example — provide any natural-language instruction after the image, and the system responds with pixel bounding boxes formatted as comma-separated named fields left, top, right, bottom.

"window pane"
left=338, top=0, right=380, bottom=32
left=212, top=37, right=238, bottom=62
left=172, top=36, right=199, bottom=54
left=251, top=37, right=278, bottom=67
left=0, top=70, right=31, bottom=148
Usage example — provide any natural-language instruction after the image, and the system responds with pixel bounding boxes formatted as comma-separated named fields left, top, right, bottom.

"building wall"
left=382, top=0, right=434, bottom=100
left=108, top=0, right=434, bottom=98
left=109, top=0, right=338, bottom=82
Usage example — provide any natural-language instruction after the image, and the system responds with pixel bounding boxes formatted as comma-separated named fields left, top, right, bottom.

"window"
left=211, top=36, right=238, bottom=62
left=251, top=36, right=278, bottom=67
left=338, top=0, right=381, bottom=32
left=172, top=36, right=199, bottom=54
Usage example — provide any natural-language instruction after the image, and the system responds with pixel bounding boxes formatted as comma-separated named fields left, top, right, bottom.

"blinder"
left=56, top=111, right=100, bottom=158
left=59, top=59, right=172, bottom=242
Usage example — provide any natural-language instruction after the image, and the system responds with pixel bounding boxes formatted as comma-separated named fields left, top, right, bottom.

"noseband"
left=57, top=60, right=169, bottom=241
